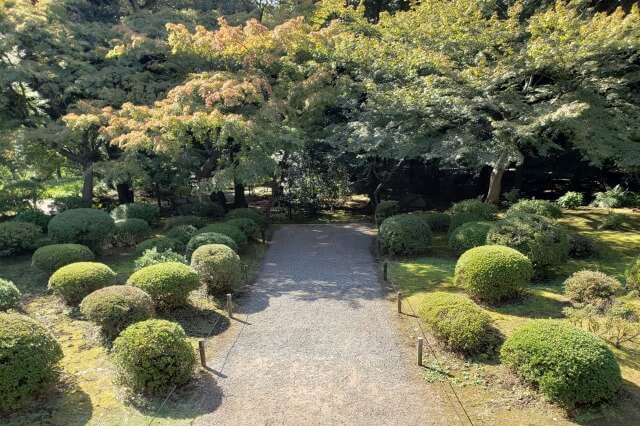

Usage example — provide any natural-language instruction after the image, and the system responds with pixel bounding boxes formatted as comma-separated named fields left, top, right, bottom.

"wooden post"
left=417, top=337, right=423, bottom=366
left=383, top=261, right=388, bottom=281
left=397, top=291, right=402, bottom=313
left=261, top=229, right=266, bottom=243
left=227, top=293, right=233, bottom=319
left=198, top=340, right=207, bottom=367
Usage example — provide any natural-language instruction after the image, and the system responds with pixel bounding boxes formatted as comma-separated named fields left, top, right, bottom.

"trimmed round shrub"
left=379, top=214, right=432, bottom=256
left=165, top=225, right=198, bottom=246
left=226, top=208, right=264, bottom=227
left=190, top=244, right=242, bottom=294
left=0, top=279, right=21, bottom=311
left=454, top=245, right=533, bottom=304
left=186, top=232, right=239, bottom=258
left=177, top=202, right=225, bottom=218
left=0, top=221, right=42, bottom=256
left=557, top=191, right=584, bottom=209
left=164, top=215, right=206, bottom=230
left=80, top=286, right=155, bottom=339
left=134, top=236, right=180, bottom=256
left=12, top=209, right=52, bottom=232
left=375, top=201, right=400, bottom=225
left=112, top=219, right=151, bottom=247
left=626, top=257, right=640, bottom=292
left=48, top=262, right=116, bottom=305
left=448, top=212, right=487, bottom=234
left=448, top=199, right=498, bottom=221
left=110, top=202, right=160, bottom=225
left=501, top=320, right=621, bottom=406
left=0, top=312, right=63, bottom=412
left=506, top=199, right=562, bottom=219
left=419, top=292, right=495, bottom=355
left=226, top=218, right=260, bottom=239
left=111, top=319, right=195, bottom=394
left=48, top=208, right=115, bottom=253
left=563, top=270, right=622, bottom=307
left=134, top=248, right=187, bottom=271
left=418, top=212, right=450, bottom=233
left=126, top=262, right=200, bottom=309
left=568, top=232, right=596, bottom=258
left=31, top=244, right=95, bottom=275
left=486, top=214, right=570, bottom=278
left=197, top=223, right=247, bottom=251
left=448, top=221, right=493, bottom=256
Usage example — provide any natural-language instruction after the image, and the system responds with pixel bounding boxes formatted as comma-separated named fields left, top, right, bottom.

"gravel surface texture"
left=198, top=223, right=449, bottom=425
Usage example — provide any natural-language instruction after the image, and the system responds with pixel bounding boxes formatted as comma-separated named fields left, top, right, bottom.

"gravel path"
left=198, top=223, right=449, bottom=425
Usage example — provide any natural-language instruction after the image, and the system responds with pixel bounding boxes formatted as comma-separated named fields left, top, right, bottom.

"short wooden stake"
left=417, top=337, right=424, bottom=366
left=397, top=291, right=402, bottom=313
left=227, top=293, right=233, bottom=319
left=198, top=340, right=207, bottom=367
left=261, top=229, right=266, bottom=243
left=383, top=261, right=388, bottom=281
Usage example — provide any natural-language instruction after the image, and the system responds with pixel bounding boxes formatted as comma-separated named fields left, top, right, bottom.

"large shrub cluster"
left=379, top=214, right=432, bottom=256
left=110, top=202, right=160, bottom=224
left=134, top=248, right=187, bottom=270
left=0, top=279, right=21, bottom=311
left=48, top=208, right=115, bottom=253
left=112, top=219, right=151, bottom=247
left=186, top=232, right=239, bottom=258
left=0, top=313, right=63, bottom=413
left=564, top=270, right=621, bottom=307
left=31, top=244, right=95, bottom=275
left=0, top=221, right=42, bottom=256
left=375, top=201, right=400, bottom=225
left=448, top=199, right=498, bottom=221
left=506, top=199, right=562, bottom=219
left=454, top=245, right=533, bottom=304
left=48, top=262, right=116, bottom=305
left=12, top=209, right=52, bottom=232
left=111, top=319, right=195, bottom=394
left=501, top=320, right=621, bottom=406
left=164, top=215, right=207, bottom=230
left=226, top=218, right=260, bottom=239
left=190, top=244, right=242, bottom=294
left=419, top=292, right=495, bottom=355
left=198, top=223, right=247, bottom=251
left=80, top=286, right=155, bottom=339
left=127, top=262, right=200, bottom=309
left=447, top=221, right=492, bottom=256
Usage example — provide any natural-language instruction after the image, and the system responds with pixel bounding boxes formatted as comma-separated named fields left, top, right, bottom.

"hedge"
left=110, top=202, right=160, bottom=224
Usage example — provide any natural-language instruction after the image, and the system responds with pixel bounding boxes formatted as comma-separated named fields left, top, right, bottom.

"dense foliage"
left=448, top=221, right=493, bottom=256
left=134, top=248, right=187, bottom=271
left=31, top=243, right=95, bottom=275
left=557, top=192, right=584, bottom=209
left=190, top=244, right=242, bottom=294
left=226, top=218, right=260, bottom=239
left=48, top=209, right=115, bottom=253
left=48, top=262, right=117, bottom=305
left=0, top=279, right=21, bottom=311
left=112, top=219, right=151, bottom=247
left=111, top=203, right=160, bottom=224
left=164, top=215, right=207, bottom=230
left=0, top=221, right=42, bottom=256
left=416, top=212, right=450, bottom=233
left=375, top=201, right=400, bottom=225
left=506, top=199, right=562, bottom=219
left=379, top=214, right=432, bottom=256
left=186, top=232, right=239, bottom=258
left=134, top=236, right=180, bottom=256
left=626, top=257, right=640, bottom=292
left=126, top=262, right=200, bottom=309
left=197, top=223, right=247, bottom=251
left=564, top=270, right=622, bottom=307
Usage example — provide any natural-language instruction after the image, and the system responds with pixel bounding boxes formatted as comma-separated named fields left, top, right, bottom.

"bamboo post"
left=397, top=291, right=402, bottom=313
left=383, top=261, right=388, bottom=281
left=417, top=337, right=424, bottom=366
left=227, top=293, right=233, bottom=319
left=198, top=340, right=207, bottom=367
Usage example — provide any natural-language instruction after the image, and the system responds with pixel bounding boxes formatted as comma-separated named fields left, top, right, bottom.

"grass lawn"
left=1, top=223, right=267, bottom=425
left=387, top=207, right=640, bottom=425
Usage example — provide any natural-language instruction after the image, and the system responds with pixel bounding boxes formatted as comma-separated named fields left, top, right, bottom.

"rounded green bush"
left=0, top=221, right=42, bottom=256
left=0, top=312, right=63, bottom=413
left=0, top=279, right=21, bottom=311
left=186, top=232, right=239, bottom=258
left=112, top=319, right=195, bottom=394
left=110, top=202, right=160, bottom=225
left=563, top=270, right=622, bottom=307
left=417, top=212, right=450, bottom=233
left=12, top=209, right=52, bottom=232
left=48, top=208, right=115, bottom=253
left=112, top=219, right=151, bottom=247
left=454, top=245, right=533, bottom=304
left=80, top=286, right=155, bottom=340
left=134, top=236, right=180, bottom=256
left=177, top=202, right=225, bottom=218
left=197, top=223, right=247, bottom=251
left=164, top=215, right=207, bottom=230
left=568, top=232, right=596, bottom=258
left=557, top=191, right=584, bottom=209
left=165, top=225, right=198, bottom=246
left=48, top=262, right=117, bottom=305
left=126, top=262, right=200, bottom=309
left=190, top=244, right=242, bottom=294
left=448, top=221, right=493, bottom=256
left=225, top=208, right=264, bottom=227
left=419, top=292, right=495, bottom=355
left=31, top=244, right=95, bottom=275
left=486, top=214, right=569, bottom=278
left=375, top=201, right=400, bottom=225
left=501, top=320, right=621, bottom=406
left=448, top=199, right=498, bottom=221
left=626, top=257, right=640, bottom=292
left=379, top=214, right=432, bottom=256
left=134, top=248, right=187, bottom=271
left=506, top=199, right=562, bottom=219
left=225, top=218, right=260, bottom=239
left=448, top=212, right=487, bottom=234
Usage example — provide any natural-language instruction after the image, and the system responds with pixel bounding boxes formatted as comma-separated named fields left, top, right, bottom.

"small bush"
left=31, top=244, right=95, bottom=275
left=52, top=196, right=90, bottom=212
left=500, top=320, right=621, bottom=406
left=375, top=201, right=400, bottom=225
left=448, top=211, right=486, bottom=234
left=186, top=232, right=239, bottom=258
left=80, top=286, right=155, bottom=340
left=177, top=202, right=225, bottom=218
left=0, top=313, right=63, bottom=413
left=0, top=221, right=42, bottom=256
left=564, top=302, right=640, bottom=349
left=110, top=202, right=160, bottom=225
left=12, top=209, right=52, bottom=232
left=165, top=225, right=198, bottom=246
left=226, top=218, right=260, bottom=239
left=48, top=208, right=115, bottom=253
left=197, top=223, right=247, bottom=252
left=419, top=292, right=495, bottom=355
left=164, top=215, right=206, bottom=230
left=134, top=236, right=180, bottom=256
left=0, top=180, right=44, bottom=213
left=599, top=212, right=627, bottom=230
left=448, top=221, right=493, bottom=256
left=448, top=199, right=498, bottom=221
left=557, top=191, right=584, bottom=209
left=112, top=219, right=151, bottom=247
left=486, top=214, right=569, bottom=278
left=190, top=244, right=242, bottom=294
left=564, top=270, right=622, bottom=307
left=48, top=262, right=116, bottom=305
left=379, top=214, right=432, bottom=256
left=625, top=257, right=640, bottom=292
left=506, top=199, right=562, bottom=219
left=568, top=233, right=596, bottom=258
left=226, top=208, right=264, bottom=227
left=454, top=245, right=533, bottom=304
left=127, top=262, right=200, bottom=309
left=134, top=248, right=187, bottom=271
left=111, top=319, right=195, bottom=394
left=419, top=212, right=451, bottom=233
left=0, top=279, right=21, bottom=311
left=591, top=185, right=638, bottom=208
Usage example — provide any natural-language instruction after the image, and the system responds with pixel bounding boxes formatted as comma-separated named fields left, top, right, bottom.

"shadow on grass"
left=161, top=304, right=230, bottom=338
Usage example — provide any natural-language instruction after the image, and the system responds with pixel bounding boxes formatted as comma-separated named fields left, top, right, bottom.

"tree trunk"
left=127, top=0, right=140, bottom=12
left=234, top=182, right=248, bottom=208
left=116, top=183, right=134, bottom=204
left=82, top=165, right=94, bottom=203
left=485, top=166, right=505, bottom=204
